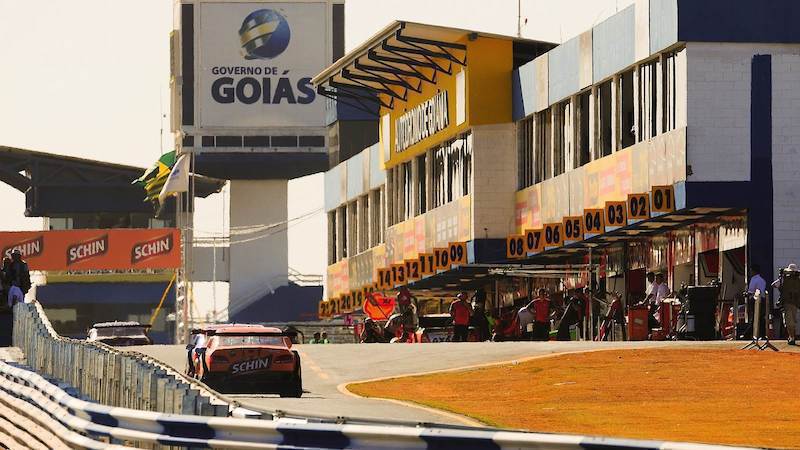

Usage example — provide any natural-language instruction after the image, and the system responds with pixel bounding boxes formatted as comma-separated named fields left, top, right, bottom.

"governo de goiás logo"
left=239, top=9, right=291, bottom=60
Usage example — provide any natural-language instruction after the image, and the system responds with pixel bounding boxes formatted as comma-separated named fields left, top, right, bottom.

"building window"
left=553, top=101, right=571, bottom=176
left=620, top=70, right=635, bottom=149
left=369, top=188, right=384, bottom=247
left=597, top=80, right=613, bottom=157
left=401, top=161, right=413, bottom=222
left=662, top=50, right=680, bottom=133
left=416, top=154, right=427, bottom=215
left=338, top=206, right=347, bottom=259
left=578, top=91, right=591, bottom=167
left=387, top=166, right=397, bottom=226
left=327, top=211, right=337, bottom=264
left=638, top=59, right=659, bottom=141
left=347, top=202, right=358, bottom=258
left=535, top=110, right=551, bottom=182
left=432, top=132, right=472, bottom=209
left=518, top=115, right=535, bottom=189
left=358, top=195, right=369, bottom=253
left=388, top=165, right=403, bottom=227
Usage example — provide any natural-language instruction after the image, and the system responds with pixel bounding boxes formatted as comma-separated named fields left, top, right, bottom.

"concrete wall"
left=548, top=37, right=579, bottom=104
left=649, top=0, right=678, bottom=54
left=324, top=163, right=343, bottom=212
left=471, top=123, right=517, bottom=238
left=324, top=143, right=384, bottom=213
left=191, top=245, right=230, bottom=282
left=346, top=151, right=364, bottom=201
left=686, top=43, right=798, bottom=183
left=592, top=5, right=636, bottom=83
left=772, top=54, right=800, bottom=271
left=228, top=180, right=288, bottom=312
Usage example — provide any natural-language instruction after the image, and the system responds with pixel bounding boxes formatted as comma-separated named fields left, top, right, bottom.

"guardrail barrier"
left=9, top=302, right=755, bottom=450
left=0, top=358, right=754, bottom=450
left=12, top=302, right=236, bottom=418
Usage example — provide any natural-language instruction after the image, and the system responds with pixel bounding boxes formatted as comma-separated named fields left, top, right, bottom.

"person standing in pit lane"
left=470, top=289, right=491, bottom=342
left=449, top=292, right=472, bottom=342
left=1, top=257, right=11, bottom=309
left=531, top=288, right=552, bottom=341
left=6, top=250, right=30, bottom=308
left=773, top=263, right=800, bottom=345
left=186, top=329, right=202, bottom=376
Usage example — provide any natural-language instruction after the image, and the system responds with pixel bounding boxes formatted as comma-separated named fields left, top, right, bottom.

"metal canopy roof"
left=312, top=21, right=554, bottom=113
left=401, top=208, right=745, bottom=295
left=517, top=207, right=746, bottom=264
left=0, top=146, right=225, bottom=216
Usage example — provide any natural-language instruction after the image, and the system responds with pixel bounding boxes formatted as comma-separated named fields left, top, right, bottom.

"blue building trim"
left=511, top=64, right=536, bottom=121
left=684, top=182, right=749, bottom=209
left=749, top=55, right=773, bottom=282
left=37, top=282, right=175, bottom=305
left=469, top=238, right=507, bottom=264
left=678, top=0, right=800, bottom=44
left=686, top=55, right=773, bottom=281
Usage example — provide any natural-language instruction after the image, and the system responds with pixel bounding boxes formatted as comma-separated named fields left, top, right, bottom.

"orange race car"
left=191, top=324, right=302, bottom=397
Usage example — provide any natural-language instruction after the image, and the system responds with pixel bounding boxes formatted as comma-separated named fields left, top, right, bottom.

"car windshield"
left=217, top=335, right=284, bottom=346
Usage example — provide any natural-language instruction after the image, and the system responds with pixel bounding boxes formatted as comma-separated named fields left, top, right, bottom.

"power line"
left=192, top=208, right=322, bottom=245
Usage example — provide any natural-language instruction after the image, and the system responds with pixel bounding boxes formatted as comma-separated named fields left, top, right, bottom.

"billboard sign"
left=0, top=229, right=181, bottom=271
left=197, top=2, right=327, bottom=129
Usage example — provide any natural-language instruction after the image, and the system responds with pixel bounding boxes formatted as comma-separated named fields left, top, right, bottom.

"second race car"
left=191, top=325, right=302, bottom=397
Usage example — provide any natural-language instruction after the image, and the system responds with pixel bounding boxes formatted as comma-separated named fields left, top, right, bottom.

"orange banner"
left=0, top=229, right=181, bottom=271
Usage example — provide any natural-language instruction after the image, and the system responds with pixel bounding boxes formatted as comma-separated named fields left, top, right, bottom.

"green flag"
left=133, top=151, right=177, bottom=185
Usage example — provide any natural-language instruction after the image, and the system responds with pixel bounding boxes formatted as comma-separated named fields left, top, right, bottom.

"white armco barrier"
left=12, top=302, right=242, bottom=418
left=0, top=359, right=754, bottom=450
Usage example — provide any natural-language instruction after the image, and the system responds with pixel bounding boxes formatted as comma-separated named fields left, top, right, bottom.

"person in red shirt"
left=531, top=288, right=551, bottom=341
left=449, top=292, right=473, bottom=342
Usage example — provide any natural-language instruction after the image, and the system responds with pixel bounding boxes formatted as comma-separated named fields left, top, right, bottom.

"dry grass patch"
left=348, top=348, right=800, bottom=449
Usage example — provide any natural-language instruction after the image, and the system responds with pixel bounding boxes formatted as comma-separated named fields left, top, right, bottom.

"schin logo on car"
left=2, top=236, right=44, bottom=259
left=131, top=234, right=173, bottom=264
left=67, top=235, right=109, bottom=266
left=231, top=357, right=270, bottom=374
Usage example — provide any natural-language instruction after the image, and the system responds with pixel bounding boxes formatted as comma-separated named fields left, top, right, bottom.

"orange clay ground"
left=348, top=348, right=800, bottom=449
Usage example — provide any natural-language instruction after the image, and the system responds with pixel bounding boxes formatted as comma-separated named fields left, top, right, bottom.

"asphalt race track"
left=131, top=341, right=738, bottom=425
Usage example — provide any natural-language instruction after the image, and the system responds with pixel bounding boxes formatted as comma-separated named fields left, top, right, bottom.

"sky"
left=0, top=0, right=634, bottom=277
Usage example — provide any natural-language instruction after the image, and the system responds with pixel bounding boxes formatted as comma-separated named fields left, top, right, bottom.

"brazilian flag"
left=133, top=151, right=176, bottom=202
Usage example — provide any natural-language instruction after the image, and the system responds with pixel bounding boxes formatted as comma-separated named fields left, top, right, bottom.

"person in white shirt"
left=194, top=332, right=208, bottom=375
left=186, top=330, right=207, bottom=376
left=653, top=273, right=671, bottom=304
left=644, top=271, right=655, bottom=300
left=517, top=301, right=536, bottom=340
left=644, top=272, right=670, bottom=327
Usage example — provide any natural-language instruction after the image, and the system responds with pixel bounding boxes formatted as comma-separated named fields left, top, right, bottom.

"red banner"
left=0, top=229, right=181, bottom=271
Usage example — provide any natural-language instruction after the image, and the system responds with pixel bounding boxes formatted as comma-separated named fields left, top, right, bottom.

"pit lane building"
left=314, top=0, right=800, bottom=322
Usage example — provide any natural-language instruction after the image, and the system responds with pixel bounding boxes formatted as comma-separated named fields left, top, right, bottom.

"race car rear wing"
left=205, top=330, right=298, bottom=338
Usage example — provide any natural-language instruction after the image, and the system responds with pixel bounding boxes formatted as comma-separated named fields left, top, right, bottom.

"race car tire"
left=279, top=352, right=303, bottom=398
